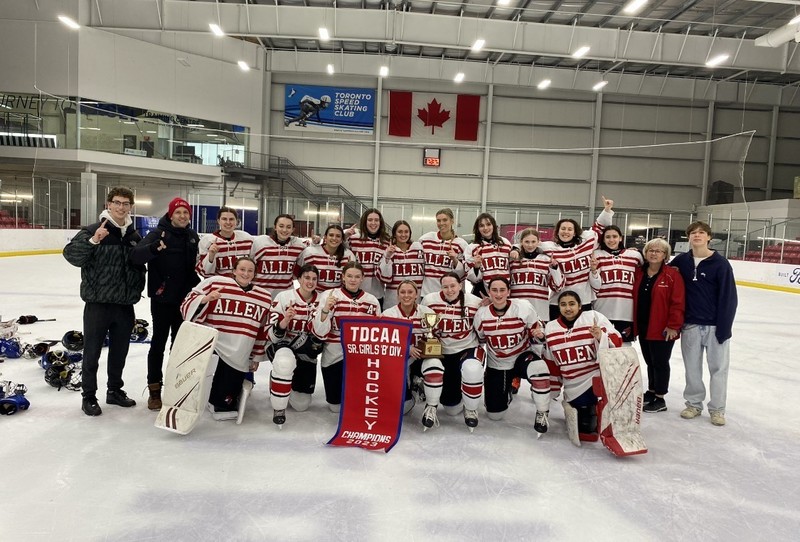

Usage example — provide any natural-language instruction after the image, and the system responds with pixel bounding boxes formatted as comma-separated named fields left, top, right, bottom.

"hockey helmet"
left=40, top=349, right=68, bottom=371
left=0, top=338, right=22, bottom=359
left=131, top=322, right=149, bottom=343
left=320, top=95, right=331, bottom=105
left=62, top=330, right=85, bottom=352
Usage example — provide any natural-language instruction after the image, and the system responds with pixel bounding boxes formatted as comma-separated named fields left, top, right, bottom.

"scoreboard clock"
left=423, top=148, right=441, bottom=168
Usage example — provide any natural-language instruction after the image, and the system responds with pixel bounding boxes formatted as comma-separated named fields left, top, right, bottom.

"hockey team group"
left=1, top=188, right=738, bottom=453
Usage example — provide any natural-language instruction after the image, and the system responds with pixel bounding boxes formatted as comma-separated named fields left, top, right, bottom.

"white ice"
left=1, top=254, right=799, bottom=541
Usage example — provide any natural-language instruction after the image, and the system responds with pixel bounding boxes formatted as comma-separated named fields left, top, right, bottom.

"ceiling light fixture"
left=454, top=72, right=465, bottom=83
left=497, top=0, right=511, bottom=5
left=237, top=61, right=250, bottom=71
left=327, top=64, right=335, bottom=75
left=319, top=27, right=330, bottom=41
left=572, top=46, right=591, bottom=58
left=537, top=79, right=551, bottom=90
left=379, top=66, right=389, bottom=77
left=593, top=81, right=608, bottom=91
left=209, top=23, right=224, bottom=37
left=706, top=54, right=729, bottom=67
left=623, top=0, right=648, bottom=15
left=58, top=15, right=80, bottom=30
left=790, top=15, right=800, bottom=25
left=471, top=39, right=485, bottom=52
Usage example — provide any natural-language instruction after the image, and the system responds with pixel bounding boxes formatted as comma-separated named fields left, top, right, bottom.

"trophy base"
left=422, top=341, right=442, bottom=359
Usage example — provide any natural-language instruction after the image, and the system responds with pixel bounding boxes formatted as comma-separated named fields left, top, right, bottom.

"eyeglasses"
left=646, top=249, right=665, bottom=254
left=110, top=200, right=132, bottom=208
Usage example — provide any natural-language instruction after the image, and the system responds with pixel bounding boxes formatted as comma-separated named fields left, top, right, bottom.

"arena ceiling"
left=84, top=0, right=800, bottom=87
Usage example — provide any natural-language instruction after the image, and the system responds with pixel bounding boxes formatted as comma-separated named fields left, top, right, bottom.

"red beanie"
left=168, top=197, right=190, bottom=218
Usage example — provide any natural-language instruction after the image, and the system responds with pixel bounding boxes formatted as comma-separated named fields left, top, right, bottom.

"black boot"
left=82, top=395, right=102, bottom=416
left=106, top=389, right=136, bottom=407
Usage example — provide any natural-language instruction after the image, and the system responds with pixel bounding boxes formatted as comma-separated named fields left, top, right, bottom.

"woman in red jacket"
left=633, top=238, right=685, bottom=413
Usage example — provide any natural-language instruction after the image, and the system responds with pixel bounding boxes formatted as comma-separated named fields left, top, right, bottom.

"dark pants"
left=640, top=338, right=675, bottom=396
left=147, top=300, right=184, bottom=384
left=82, top=302, right=135, bottom=397
left=292, top=360, right=317, bottom=394
left=321, top=363, right=343, bottom=405
left=484, top=353, right=536, bottom=414
left=208, top=357, right=246, bottom=411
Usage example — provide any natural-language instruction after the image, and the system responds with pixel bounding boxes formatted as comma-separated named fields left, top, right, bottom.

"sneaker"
left=106, top=389, right=136, bottom=408
left=421, top=404, right=439, bottom=430
left=273, top=409, right=286, bottom=426
left=643, top=390, right=656, bottom=405
left=82, top=395, right=102, bottom=416
left=147, top=383, right=162, bottom=411
left=534, top=410, right=549, bottom=434
left=207, top=403, right=237, bottom=421
left=710, top=411, right=726, bottom=426
left=464, top=409, right=478, bottom=431
left=681, top=406, right=702, bottom=419
left=643, top=397, right=667, bottom=413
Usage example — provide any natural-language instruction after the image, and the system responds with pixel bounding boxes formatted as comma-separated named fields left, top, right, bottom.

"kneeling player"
left=262, top=264, right=322, bottom=426
left=421, top=273, right=484, bottom=431
left=542, top=290, right=622, bottom=441
left=181, top=256, right=272, bottom=420
left=474, top=278, right=550, bottom=435
left=313, top=261, right=381, bottom=412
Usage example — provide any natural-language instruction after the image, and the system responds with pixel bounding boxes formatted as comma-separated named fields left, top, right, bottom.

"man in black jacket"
left=131, top=197, right=200, bottom=410
left=63, top=187, right=146, bottom=416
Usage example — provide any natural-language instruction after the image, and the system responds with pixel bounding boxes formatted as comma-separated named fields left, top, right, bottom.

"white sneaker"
left=680, top=406, right=702, bottom=419
left=710, top=411, right=726, bottom=426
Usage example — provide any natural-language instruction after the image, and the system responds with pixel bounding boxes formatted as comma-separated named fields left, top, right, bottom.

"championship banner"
left=283, top=84, right=375, bottom=134
left=328, top=317, right=412, bottom=453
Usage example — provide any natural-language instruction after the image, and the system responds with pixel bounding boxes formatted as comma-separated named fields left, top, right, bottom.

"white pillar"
left=80, top=170, right=97, bottom=226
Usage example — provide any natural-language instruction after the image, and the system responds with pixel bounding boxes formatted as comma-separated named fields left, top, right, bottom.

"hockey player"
left=465, top=213, right=512, bottom=298
left=312, top=261, right=381, bottom=412
left=379, top=220, right=425, bottom=309
left=251, top=214, right=309, bottom=297
left=262, top=264, right=323, bottom=426
left=542, top=290, right=623, bottom=441
left=196, top=206, right=254, bottom=279
left=180, top=256, right=272, bottom=421
left=421, top=272, right=484, bottom=431
left=509, top=228, right=564, bottom=321
left=297, top=224, right=355, bottom=292
left=382, top=280, right=438, bottom=426
left=417, top=208, right=470, bottom=296
left=588, top=225, right=643, bottom=342
left=474, top=278, right=550, bottom=434
left=344, top=209, right=390, bottom=304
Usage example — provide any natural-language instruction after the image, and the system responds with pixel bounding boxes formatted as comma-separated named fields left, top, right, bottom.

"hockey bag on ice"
left=155, top=322, right=218, bottom=435
left=592, top=347, right=647, bottom=457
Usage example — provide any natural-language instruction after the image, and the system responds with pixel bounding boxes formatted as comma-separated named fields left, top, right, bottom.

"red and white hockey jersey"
left=420, top=291, right=482, bottom=355
left=250, top=235, right=308, bottom=296
left=589, top=248, right=644, bottom=321
left=379, top=242, right=426, bottom=308
left=509, top=251, right=565, bottom=319
left=465, top=238, right=512, bottom=295
left=346, top=230, right=389, bottom=300
left=296, top=244, right=356, bottom=292
left=542, top=310, right=622, bottom=401
left=181, top=276, right=272, bottom=372
left=268, top=287, right=320, bottom=343
left=312, top=288, right=381, bottom=343
left=196, top=230, right=254, bottom=279
left=539, top=209, right=613, bottom=305
left=474, top=299, right=543, bottom=370
left=417, top=232, right=469, bottom=296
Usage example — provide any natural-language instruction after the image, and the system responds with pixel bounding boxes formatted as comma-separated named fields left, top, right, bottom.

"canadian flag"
left=388, top=91, right=480, bottom=142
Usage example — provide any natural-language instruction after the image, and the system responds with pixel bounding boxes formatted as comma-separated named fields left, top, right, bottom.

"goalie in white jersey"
left=313, top=261, right=381, bottom=412
left=262, top=263, right=322, bottom=426
left=474, top=278, right=550, bottom=435
left=542, top=290, right=622, bottom=442
left=420, top=272, right=485, bottom=431
left=180, top=256, right=272, bottom=421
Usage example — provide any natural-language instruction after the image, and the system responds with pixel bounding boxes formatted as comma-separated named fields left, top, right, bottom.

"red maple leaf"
left=417, top=99, right=451, bottom=135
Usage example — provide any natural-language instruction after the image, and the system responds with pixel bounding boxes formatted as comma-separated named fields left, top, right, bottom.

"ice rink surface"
left=1, top=254, right=799, bottom=541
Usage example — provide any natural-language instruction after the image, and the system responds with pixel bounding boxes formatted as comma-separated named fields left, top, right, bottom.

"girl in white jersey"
left=313, top=261, right=381, bottom=412
left=344, top=208, right=391, bottom=305
left=181, top=256, right=272, bottom=420
left=382, top=280, right=440, bottom=428
left=466, top=213, right=512, bottom=298
left=417, top=208, right=469, bottom=296
left=542, top=290, right=622, bottom=441
left=420, top=272, right=484, bottom=431
left=251, top=214, right=309, bottom=297
left=474, top=278, right=550, bottom=434
left=509, top=228, right=565, bottom=320
left=589, top=225, right=643, bottom=341
left=297, top=224, right=355, bottom=292
left=380, top=220, right=425, bottom=308
left=262, top=263, right=322, bottom=427
left=196, top=206, right=254, bottom=279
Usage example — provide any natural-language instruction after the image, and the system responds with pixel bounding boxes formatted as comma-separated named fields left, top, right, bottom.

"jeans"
left=680, top=324, right=730, bottom=413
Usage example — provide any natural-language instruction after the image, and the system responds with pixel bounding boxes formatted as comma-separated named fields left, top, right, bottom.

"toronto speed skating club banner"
left=283, top=84, right=375, bottom=134
left=328, top=318, right=413, bottom=453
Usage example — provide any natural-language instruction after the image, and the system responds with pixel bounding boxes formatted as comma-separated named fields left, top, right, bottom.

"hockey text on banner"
left=328, top=317, right=413, bottom=453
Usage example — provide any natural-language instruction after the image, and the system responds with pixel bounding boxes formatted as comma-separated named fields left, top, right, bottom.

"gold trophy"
left=421, top=312, right=443, bottom=358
